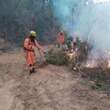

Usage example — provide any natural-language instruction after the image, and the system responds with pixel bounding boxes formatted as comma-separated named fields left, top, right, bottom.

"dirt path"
left=0, top=51, right=110, bottom=110
left=0, top=80, right=15, bottom=110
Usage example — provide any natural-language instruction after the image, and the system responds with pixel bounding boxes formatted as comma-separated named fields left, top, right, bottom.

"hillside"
left=0, top=50, right=110, bottom=110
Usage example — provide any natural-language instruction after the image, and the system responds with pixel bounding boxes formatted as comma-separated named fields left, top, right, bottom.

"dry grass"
left=0, top=50, right=110, bottom=110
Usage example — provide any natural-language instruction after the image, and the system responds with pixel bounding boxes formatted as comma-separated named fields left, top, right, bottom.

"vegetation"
left=45, top=43, right=110, bottom=92
left=45, top=40, right=91, bottom=66
left=0, top=0, right=59, bottom=47
left=45, top=47, right=68, bottom=65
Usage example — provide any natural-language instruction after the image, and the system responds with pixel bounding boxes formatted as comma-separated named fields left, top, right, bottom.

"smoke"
left=51, top=0, right=110, bottom=51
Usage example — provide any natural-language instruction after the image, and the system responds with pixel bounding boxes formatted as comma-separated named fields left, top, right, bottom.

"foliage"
left=45, top=40, right=92, bottom=68
left=0, top=0, right=60, bottom=47
left=45, top=47, right=68, bottom=65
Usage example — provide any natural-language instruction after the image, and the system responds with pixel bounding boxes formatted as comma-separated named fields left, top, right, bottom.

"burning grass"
left=44, top=42, right=110, bottom=92
left=45, top=46, right=110, bottom=92
left=74, top=55, right=110, bottom=92
left=80, top=67, right=110, bottom=92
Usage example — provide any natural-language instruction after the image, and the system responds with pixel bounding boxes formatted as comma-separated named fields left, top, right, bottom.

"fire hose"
left=37, top=49, right=47, bottom=66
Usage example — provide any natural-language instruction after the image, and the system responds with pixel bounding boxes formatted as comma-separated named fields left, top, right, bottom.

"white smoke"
left=52, top=0, right=110, bottom=51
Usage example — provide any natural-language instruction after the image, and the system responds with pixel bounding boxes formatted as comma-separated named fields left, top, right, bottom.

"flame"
left=108, top=60, right=110, bottom=68
left=85, top=60, right=98, bottom=68
left=66, top=51, right=77, bottom=60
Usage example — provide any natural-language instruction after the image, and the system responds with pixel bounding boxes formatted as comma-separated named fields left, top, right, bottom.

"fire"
left=85, top=60, right=97, bottom=68
left=107, top=60, right=110, bottom=68
left=66, top=51, right=77, bottom=61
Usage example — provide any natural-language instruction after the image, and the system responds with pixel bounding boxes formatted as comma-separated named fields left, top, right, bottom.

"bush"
left=45, top=47, right=68, bottom=65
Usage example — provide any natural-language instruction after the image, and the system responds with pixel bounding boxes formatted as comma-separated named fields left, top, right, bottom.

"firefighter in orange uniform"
left=57, top=31, right=65, bottom=48
left=23, top=31, right=44, bottom=74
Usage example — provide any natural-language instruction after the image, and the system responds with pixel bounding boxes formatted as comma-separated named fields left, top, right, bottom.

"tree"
left=0, top=0, right=60, bottom=47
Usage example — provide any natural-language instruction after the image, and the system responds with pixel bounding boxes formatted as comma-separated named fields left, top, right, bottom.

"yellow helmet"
left=30, top=31, right=37, bottom=37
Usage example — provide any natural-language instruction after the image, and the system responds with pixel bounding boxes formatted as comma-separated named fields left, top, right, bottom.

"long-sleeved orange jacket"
left=23, top=37, right=43, bottom=66
left=57, top=32, right=65, bottom=45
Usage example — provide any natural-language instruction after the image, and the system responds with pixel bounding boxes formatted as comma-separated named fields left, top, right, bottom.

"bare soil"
left=0, top=50, right=110, bottom=110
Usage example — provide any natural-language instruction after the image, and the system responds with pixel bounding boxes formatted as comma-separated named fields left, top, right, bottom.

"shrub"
left=45, top=47, right=68, bottom=65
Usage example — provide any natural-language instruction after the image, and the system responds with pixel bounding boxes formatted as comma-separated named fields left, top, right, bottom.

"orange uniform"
left=24, top=37, right=43, bottom=66
left=57, top=32, right=65, bottom=45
